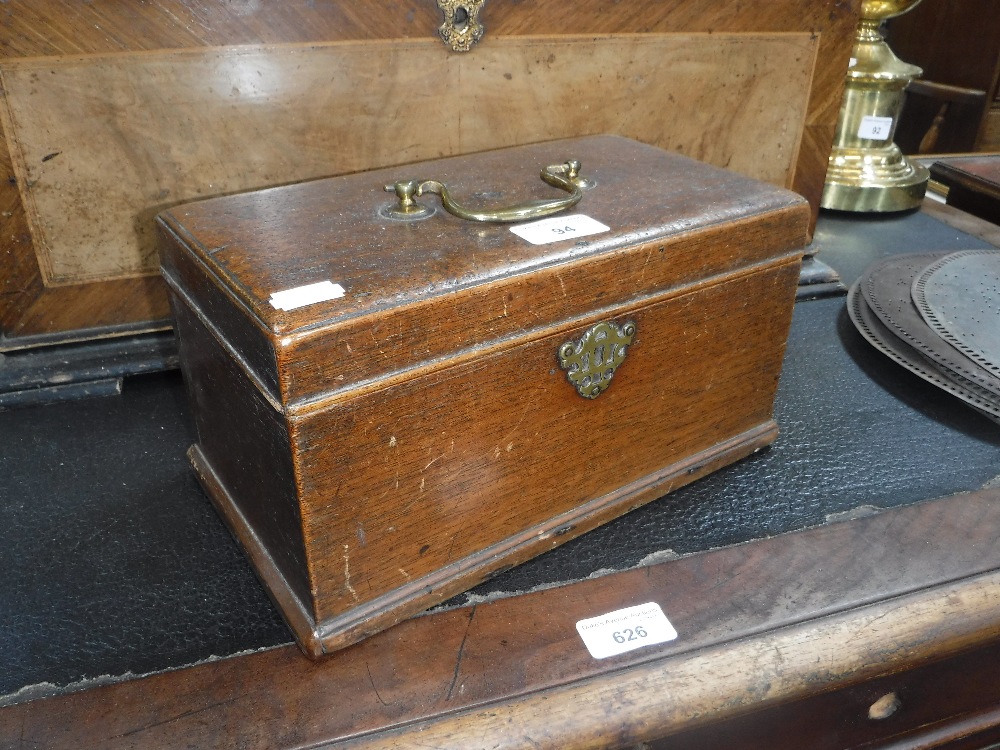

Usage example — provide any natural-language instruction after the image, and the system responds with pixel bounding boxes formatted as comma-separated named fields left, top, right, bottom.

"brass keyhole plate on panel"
left=436, top=0, right=486, bottom=52
left=558, top=320, right=636, bottom=399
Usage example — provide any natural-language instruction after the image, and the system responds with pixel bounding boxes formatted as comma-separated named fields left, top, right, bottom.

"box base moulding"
left=191, top=421, right=777, bottom=656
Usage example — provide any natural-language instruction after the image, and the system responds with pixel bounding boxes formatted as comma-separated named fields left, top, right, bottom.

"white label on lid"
left=575, top=602, right=678, bottom=659
left=858, top=115, right=893, bottom=141
left=269, top=280, right=345, bottom=311
left=509, top=214, right=610, bottom=246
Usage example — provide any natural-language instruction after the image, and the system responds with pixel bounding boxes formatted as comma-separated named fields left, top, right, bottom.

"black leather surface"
left=2, top=210, right=1000, bottom=704
left=810, top=207, right=996, bottom=287
left=0, top=374, right=290, bottom=703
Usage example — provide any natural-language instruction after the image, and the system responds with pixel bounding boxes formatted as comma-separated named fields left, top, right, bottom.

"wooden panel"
left=887, top=0, right=1000, bottom=97
left=886, top=0, right=1000, bottom=154
left=0, top=0, right=860, bottom=348
left=657, top=641, right=1000, bottom=750
left=979, top=109, right=1000, bottom=151
left=2, top=486, right=999, bottom=748
left=296, top=266, right=798, bottom=631
left=1, top=35, right=815, bottom=285
left=0, top=1, right=440, bottom=56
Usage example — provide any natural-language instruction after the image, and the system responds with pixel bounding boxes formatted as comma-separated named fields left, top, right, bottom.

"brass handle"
left=382, top=160, right=588, bottom=223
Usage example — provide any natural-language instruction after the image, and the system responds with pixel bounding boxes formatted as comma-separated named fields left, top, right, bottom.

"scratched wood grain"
left=0, top=0, right=859, bottom=347
left=158, top=136, right=809, bottom=652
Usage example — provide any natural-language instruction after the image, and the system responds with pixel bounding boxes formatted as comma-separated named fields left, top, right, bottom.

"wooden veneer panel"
left=0, top=0, right=859, bottom=346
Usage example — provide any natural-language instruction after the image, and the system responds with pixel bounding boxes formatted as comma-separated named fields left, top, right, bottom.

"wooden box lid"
left=157, top=135, right=809, bottom=411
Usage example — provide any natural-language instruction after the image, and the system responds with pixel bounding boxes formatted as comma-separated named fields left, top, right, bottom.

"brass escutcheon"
left=436, top=0, right=486, bottom=53
left=558, top=321, right=636, bottom=399
left=382, top=160, right=588, bottom=223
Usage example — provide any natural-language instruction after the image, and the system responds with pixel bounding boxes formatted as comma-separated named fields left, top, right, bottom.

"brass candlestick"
left=821, top=0, right=929, bottom=212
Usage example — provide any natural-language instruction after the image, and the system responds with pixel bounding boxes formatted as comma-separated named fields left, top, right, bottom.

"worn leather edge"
left=6, top=484, right=1000, bottom=747
left=919, top=200, right=1000, bottom=247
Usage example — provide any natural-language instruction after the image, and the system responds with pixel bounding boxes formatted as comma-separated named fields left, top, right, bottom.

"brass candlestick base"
left=821, top=0, right=928, bottom=213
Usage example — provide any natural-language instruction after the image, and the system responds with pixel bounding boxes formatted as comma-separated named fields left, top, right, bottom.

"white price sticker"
left=509, top=214, right=610, bottom=246
left=269, top=280, right=345, bottom=311
left=857, top=115, right=893, bottom=141
left=575, top=602, right=678, bottom=659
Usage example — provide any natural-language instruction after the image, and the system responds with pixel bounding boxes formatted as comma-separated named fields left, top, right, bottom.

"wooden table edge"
left=3, top=486, right=1000, bottom=748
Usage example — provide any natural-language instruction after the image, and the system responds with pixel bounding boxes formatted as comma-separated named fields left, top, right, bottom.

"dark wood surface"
left=160, top=136, right=808, bottom=654
left=929, top=154, right=1000, bottom=225
left=931, top=155, right=1000, bottom=199
left=0, top=0, right=859, bottom=348
left=3, top=486, right=1000, bottom=749
left=887, top=0, right=1000, bottom=154
left=659, top=637, right=1000, bottom=750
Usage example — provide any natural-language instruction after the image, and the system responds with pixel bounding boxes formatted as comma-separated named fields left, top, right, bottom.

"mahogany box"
left=157, top=135, right=809, bottom=657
